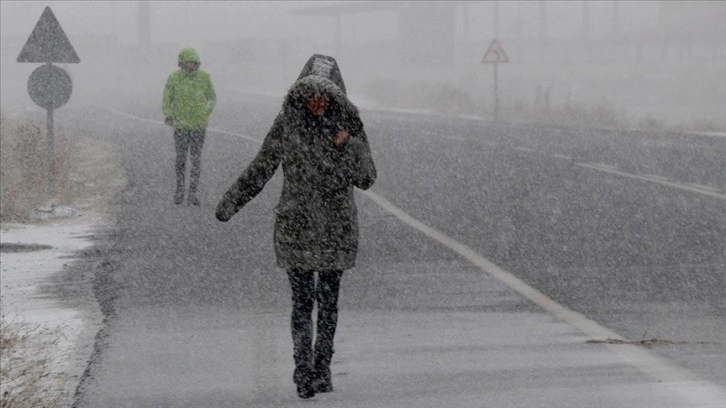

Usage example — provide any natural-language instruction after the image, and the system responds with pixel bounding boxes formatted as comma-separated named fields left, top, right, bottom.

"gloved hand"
left=215, top=201, right=234, bottom=222
left=164, top=116, right=174, bottom=126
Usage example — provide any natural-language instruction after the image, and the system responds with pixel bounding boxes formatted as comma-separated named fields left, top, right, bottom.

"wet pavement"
left=48, top=92, right=726, bottom=407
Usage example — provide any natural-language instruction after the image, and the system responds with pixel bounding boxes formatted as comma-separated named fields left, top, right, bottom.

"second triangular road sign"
left=481, top=39, right=509, bottom=64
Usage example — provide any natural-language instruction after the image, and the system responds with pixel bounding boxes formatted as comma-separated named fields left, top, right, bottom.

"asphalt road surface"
left=56, top=89, right=725, bottom=407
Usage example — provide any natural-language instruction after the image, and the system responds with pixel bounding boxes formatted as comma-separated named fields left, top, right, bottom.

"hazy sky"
left=2, top=1, right=663, bottom=47
left=1, top=2, right=723, bottom=128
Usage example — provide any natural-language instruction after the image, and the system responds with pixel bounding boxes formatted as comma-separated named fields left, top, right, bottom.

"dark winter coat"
left=215, top=55, right=376, bottom=271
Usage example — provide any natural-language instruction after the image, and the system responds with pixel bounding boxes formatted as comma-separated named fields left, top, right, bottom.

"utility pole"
left=184, top=2, right=190, bottom=44
left=513, top=1, right=525, bottom=63
left=493, top=1, right=500, bottom=38
left=138, top=0, right=150, bottom=45
left=583, top=0, right=590, bottom=60
left=463, top=2, right=471, bottom=63
left=539, top=1, right=547, bottom=59
left=335, top=14, right=341, bottom=60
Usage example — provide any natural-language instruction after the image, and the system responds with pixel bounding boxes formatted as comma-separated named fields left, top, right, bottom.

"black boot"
left=187, top=192, right=200, bottom=206
left=313, top=363, right=333, bottom=393
left=313, top=331, right=334, bottom=393
left=174, top=175, right=185, bottom=205
left=173, top=189, right=184, bottom=205
left=288, top=269, right=316, bottom=398
left=312, top=271, right=342, bottom=393
left=293, top=366, right=315, bottom=399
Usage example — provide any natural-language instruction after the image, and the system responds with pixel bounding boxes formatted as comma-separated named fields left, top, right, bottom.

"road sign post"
left=493, top=61, right=499, bottom=122
left=17, top=7, right=80, bottom=186
left=481, top=39, right=509, bottom=123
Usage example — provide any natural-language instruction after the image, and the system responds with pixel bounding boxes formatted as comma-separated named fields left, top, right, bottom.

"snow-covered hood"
left=178, top=47, right=201, bottom=66
left=295, top=54, right=347, bottom=95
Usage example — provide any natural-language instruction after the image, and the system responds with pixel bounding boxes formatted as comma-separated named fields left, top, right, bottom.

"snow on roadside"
left=1, top=212, right=105, bottom=408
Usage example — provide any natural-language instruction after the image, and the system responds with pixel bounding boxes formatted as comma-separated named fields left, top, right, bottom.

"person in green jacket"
left=162, top=47, right=216, bottom=206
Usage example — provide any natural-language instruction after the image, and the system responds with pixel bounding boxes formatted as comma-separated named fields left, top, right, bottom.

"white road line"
left=102, top=107, right=161, bottom=125
left=107, top=107, right=726, bottom=406
left=441, top=135, right=466, bottom=141
left=207, top=127, right=262, bottom=144
left=642, top=173, right=670, bottom=181
left=687, top=131, right=726, bottom=138
left=362, top=189, right=726, bottom=407
left=687, top=182, right=721, bottom=193
left=577, top=162, right=726, bottom=201
left=552, top=154, right=572, bottom=160
left=589, top=162, right=618, bottom=170
left=98, top=106, right=261, bottom=144
left=515, top=147, right=536, bottom=152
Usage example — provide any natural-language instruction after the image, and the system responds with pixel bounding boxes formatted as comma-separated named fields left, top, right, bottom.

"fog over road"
left=54, top=89, right=725, bottom=407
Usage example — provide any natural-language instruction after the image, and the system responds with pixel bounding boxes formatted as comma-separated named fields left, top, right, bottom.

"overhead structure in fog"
left=137, top=0, right=150, bottom=45
left=539, top=1, right=547, bottom=59
left=291, top=2, right=462, bottom=67
left=290, top=2, right=402, bottom=62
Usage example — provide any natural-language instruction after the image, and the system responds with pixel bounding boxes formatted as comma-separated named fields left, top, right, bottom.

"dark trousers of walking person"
left=287, top=268, right=343, bottom=395
left=173, top=129, right=205, bottom=205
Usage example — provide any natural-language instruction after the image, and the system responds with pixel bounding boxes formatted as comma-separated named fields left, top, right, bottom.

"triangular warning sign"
left=481, top=39, right=509, bottom=64
left=17, top=7, right=80, bottom=63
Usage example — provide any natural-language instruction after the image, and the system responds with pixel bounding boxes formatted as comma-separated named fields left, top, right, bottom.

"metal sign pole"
left=493, top=61, right=499, bottom=123
left=46, top=105, right=55, bottom=185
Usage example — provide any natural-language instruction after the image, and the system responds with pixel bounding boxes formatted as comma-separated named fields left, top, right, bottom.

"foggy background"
left=2, top=1, right=725, bottom=130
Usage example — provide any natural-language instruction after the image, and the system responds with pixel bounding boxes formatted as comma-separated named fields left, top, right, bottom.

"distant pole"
left=514, top=2, right=525, bottom=63
left=335, top=15, right=341, bottom=60
left=463, top=2, right=469, bottom=42
left=539, top=1, right=547, bottom=59
left=583, top=1, right=590, bottom=59
left=280, top=42, right=289, bottom=86
left=463, top=2, right=470, bottom=62
left=184, top=2, right=190, bottom=44
left=494, top=1, right=500, bottom=38
left=138, top=0, right=150, bottom=45
left=493, top=61, right=499, bottom=122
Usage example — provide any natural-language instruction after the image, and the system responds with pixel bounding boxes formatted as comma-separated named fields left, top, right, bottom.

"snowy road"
left=58, top=91, right=725, bottom=407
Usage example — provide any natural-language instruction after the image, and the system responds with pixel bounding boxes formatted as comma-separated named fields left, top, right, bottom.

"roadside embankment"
left=0, top=111, right=125, bottom=408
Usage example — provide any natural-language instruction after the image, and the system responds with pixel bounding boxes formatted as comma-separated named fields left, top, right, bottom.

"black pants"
left=287, top=268, right=343, bottom=380
left=173, top=129, right=205, bottom=196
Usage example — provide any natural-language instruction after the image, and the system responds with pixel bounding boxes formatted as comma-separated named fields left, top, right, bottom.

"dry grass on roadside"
left=0, top=112, right=126, bottom=223
left=0, top=314, right=67, bottom=408
left=0, top=114, right=75, bottom=223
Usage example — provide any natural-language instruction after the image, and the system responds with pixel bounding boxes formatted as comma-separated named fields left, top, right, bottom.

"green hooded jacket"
left=162, top=48, right=216, bottom=131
